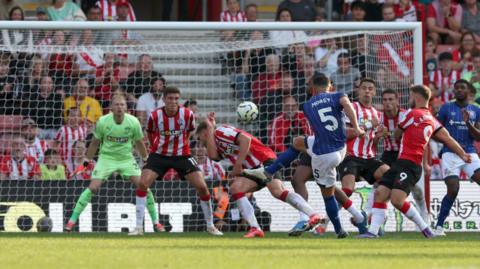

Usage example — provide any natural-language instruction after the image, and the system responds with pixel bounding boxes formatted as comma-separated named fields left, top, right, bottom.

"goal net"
left=0, top=22, right=424, bottom=233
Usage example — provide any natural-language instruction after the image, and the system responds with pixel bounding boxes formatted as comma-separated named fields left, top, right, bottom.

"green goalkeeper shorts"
left=91, top=157, right=141, bottom=180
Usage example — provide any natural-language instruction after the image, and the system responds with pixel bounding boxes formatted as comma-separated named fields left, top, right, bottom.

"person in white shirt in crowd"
left=269, top=9, right=307, bottom=50
left=315, top=37, right=348, bottom=77
left=73, top=30, right=104, bottom=79
left=22, top=118, right=49, bottom=164
left=136, top=76, right=165, bottom=128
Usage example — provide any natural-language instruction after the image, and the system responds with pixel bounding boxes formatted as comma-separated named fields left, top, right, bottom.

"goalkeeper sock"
left=233, top=193, right=260, bottom=229
left=400, top=201, right=428, bottom=231
left=199, top=195, right=214, bottom=227
left=343, top=199, right=364, bottom=224
left=324, top=195, right=343, bottom=234
left=436, top=195, right=454, bottom=228
left=146, top=189, right=159, bottom=225
left=369, top=202, right=387, bottom=235
left=265, top=147, right=300, bottom=175
left=69, top=188, right=93, bottom=223
left=280, top=190, right=315, bottom=217
left=135, top=189, right=147, bottom=228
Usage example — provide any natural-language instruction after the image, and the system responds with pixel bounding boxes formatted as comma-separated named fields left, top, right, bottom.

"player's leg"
left=289, top=159, right=314, bottom=236
left=338, top=157, right=357, bottom=199
left=435, top=152, right=462, bottom=235
left=230, top=176, right=264, bottom=237
left=364, top=162, right=390, bottom=216
left=411, top=181, right=429, bottom=223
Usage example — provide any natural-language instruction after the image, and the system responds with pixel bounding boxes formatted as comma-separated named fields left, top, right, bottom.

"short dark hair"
left=275, top=8, right=291, bottom=21
left=163, top=86, right=181, bottom=97
left=382, top=88, right=398, bottom=98
left=359, top=77, right=376, bottom=87
left=351, top=1, right=365, bottom=11
left=310, top=73, right=330, bottom=88
left=44, top=149, right=58, bottom=157
left=454, top=79, right=476, bottom=94
left=337, top=52, right=350, bottom=62
left=245, top=3, right=257, bottom=10
left=151, top=76, right=166, bottom=86
left=410, top=85, right=431, bottom=101
left=184, top=99, right=197, bottom=107
left=438, top=52, right=453, bottom=62
left=196, top=121, right=209, bottom=135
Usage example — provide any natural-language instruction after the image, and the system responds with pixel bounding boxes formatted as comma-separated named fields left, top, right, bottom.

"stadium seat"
left=0, top=115, right=23, bottom=133
left=436, top=44, right=459, bottom=54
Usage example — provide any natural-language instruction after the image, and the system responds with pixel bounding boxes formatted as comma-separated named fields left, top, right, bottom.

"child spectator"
left=245, top=3, right=258, bottom=22
left=47, top=0, right=86, bottom=21
left=220, top=0, right=246, bottom=22
left=430, top=51, right=461, bottom=102
left=69, top=140, right=94, bottom=180
left=0, top=136, right=41, bottom=180
left=22, top=118, right=48, bottom=164
left=40, top=149, right=66, bottom=180
left=426, top=0, right=463, bottom=44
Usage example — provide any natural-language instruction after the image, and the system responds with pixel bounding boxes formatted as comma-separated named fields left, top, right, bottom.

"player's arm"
left=134, top=139, right=149, bottom=161
left=432, top=127, right=471, bottom=163
left=84, top=137, right=100, bottom=163
left=340, top=96, right=365, bottom=137
left=394, top=127, right=404, bottom=141
left=234, top=133, right=251, bottom=176
left=462, top=109, right=480, bottom=141
left=205, top=113, right=221, bottom=161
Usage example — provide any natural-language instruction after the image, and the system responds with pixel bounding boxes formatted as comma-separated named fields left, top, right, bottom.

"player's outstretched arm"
left=204, top=113, right=221, bottom=161
left=134, top=139, right=149, bottom=161
left=433, top=127, right=472, bottom=163
left=233, top=133, right=252, bottom=176
left=462, top=109, right=480, bottom=141
left=340, top=96, right=364, bottom=137
left=85, top=137, right=100, bottom=161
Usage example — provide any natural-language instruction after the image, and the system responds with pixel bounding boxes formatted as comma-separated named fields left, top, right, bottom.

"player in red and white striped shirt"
left=429, top=52, right=461, bottom=103
left=338, top=78, right=390, bottom=201
left=22, top=118, right=49, bottom=164
left=196, top=112, right=323, bottom=238
left=220, top=0, right=247, bottom=22
left=96, top=0, right=136, bottom=21
left=132, top=86, right=222, bottom=236
left=0, top=137, right=40, bottom=180
left=54, top=108, right=88, bottom=175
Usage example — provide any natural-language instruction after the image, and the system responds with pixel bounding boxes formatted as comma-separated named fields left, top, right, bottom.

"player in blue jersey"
left=244, top=73, right=367, bottom=238
left=434, top=79, right=480, bottom=236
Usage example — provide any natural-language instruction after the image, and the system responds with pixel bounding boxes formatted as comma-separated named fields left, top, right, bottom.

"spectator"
left=365, top=0, right=383, bottom=21
left=430, top=51, right=461, bottom=102
left=183, top=99, right=198, bottom=116
left=0, top=6, right=33, bottom=68
left=268, top=96, right=311, bottom=153
left=245, top=3, right=258, bottom=22
left=314, top=37, right=348, bottom=77
left=269, top=9, right=307, bottom=49
left=35, top=7, right=53, bottom=52
left=393, top=0, right=418, bottom=22
left=220, top=0, right=246, bottom=22
left=73, top=29, right=104, bottom=79
left=23, top=76, right=63, bottom=140
left=48, top=30, right=74, bottom=89
left=426, top=36, right=438, bottom=75
left=18, top=56, right=46, bottom=95
left=426, top=0, right=463, bottom=44
left=376, top=66, right=399, bottom=92
left=452, top=31, right=479, bottom=72
left=110, top=3, right=144, bottom=65
left=330, top=52, right=361, bottom=97
left=136, top=76, right=165, bottom=128
left=47, top=0, right=86, bottom=21
left=22, top=118, right=49, bottom=164
left=86, top=4, right=101, bottom=21
left=382, top=3, right=404, bottom=22
left=96, top=0, right=136, bottom=21
left=40, top=149, right=66, bottom=180
left=376, top=34, right=413, bottom=84
left=461, top=0, right=480, bottom=43
left=0, top=136, right=41, bottom=180
left=462, top=51, right=480, bottom=100
left=0, top=52, right=15, bottom=115
left=69, top=140, right=94, bottom=180
left=123, top=54, right=162, bottom=99
left=94, top=53, right=120, bottom=108
left=283, top=44, right=314, bottom=107
left=36, top=6, right=50, bottom=21
left=277, top=0, right=317, bottom=22
left=349, top=1, right=366, bottom=22
left=251, top=53, right=282, bottom=104
left=64, top=78, right=103, bottom=124
left=0, top=0, right=18, bottom=21
left=54, top=108, right=88, bottom=175
left=351, top=35, right=372, bottom=78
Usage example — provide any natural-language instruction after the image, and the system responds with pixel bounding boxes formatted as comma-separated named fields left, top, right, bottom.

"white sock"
left=368, top=208, right=386, bottom=235
left=404, top=204, right=428, bottom=231
left=285, top=191, right=315, bottom=217
left=365, top=188, right=375, bottom=216
left=200, top=199, right=214, bottom=227
left=135, top=195, right=146, bottom=228
left=237, top=197, right=260, bottom=229
left=412, top=185, right=429, bottom=223
left=299, top=211, right=309, bottom=222
left=345, top=201, right=364, bottom=223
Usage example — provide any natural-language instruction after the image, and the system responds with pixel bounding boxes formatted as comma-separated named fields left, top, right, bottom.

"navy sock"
left=324, top=195, right=343, bottom=234
left=265, top=147, right=300, bottom=175
left=436, top=195, right=455, bottom=228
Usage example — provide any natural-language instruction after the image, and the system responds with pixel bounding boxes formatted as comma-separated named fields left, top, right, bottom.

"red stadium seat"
left=0, top=115, right=23, bottom=133
left=436, top=44, right=459, bottom=54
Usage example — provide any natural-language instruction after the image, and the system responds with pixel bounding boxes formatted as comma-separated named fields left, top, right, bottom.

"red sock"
left=373, top=202, right=388, bottom=209
left=343, top=199, right=353, bottom=209
left=279, top=190, right=289, bottom=202
left=136, top=189, right=147, bottom=197
left=200, top=194, right=211, bottom=201
left=342, top=188, right=353, bottom=197
left=400, top=201, right=411, bottom=214
left=232, top=192, right=245, bottom=201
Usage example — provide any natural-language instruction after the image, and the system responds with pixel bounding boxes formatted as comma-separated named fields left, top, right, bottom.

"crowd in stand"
left=0, top=0, right=479, bottom=186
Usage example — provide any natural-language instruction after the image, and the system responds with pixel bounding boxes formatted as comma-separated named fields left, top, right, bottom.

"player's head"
left=357, top=77, right=376, bottom=106
left=44, top=149, right=59, bottom=167
left=453, top=79, right=474, bottom=102
left=163, top=86, right=181, bottom=113
left=110, top=93, right=128, bottom=116
left=409, top=85, right=431, bottom=108
left=381, top=89, right=399, bottom=113
left=151, top=76, right=166, bottom=94
left=309, top=73, right=331, bottom=95
left=11, top=136, right=25, bottom=159
left=195, top=122, right=210, bottom=145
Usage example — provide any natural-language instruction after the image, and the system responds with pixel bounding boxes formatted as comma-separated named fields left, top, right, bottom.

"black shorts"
left=379, top=159, right=422, bottom=195
left=143, top=153, right=201, bottom=179
left=298, top=153, right=311, bottom=167
left=241, top=159, right=278, bottom=190
left=338, top=156, right=385, bottom=185
left=381, top=151, right=399, bottom=167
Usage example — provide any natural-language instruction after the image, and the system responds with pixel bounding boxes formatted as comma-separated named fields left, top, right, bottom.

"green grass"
left=0, top=232, right=479, bottom=269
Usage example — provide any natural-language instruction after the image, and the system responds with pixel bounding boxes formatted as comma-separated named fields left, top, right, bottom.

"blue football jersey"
left=303, top=92, right=346, bottom=155
left=437, top=102, right=480, bottom=154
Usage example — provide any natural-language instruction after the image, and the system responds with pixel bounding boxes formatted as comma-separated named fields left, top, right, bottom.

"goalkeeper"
left=65, top=94, right=165, bottom=232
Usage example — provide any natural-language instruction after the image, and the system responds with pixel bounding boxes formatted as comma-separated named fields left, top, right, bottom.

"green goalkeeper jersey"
left=94, top=113, right=144, bottom=161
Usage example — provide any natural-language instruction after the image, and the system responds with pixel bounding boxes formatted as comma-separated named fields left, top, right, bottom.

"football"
left=236, top=101, right=259, bottom=123
left=36, top=216, right=53, bottom=232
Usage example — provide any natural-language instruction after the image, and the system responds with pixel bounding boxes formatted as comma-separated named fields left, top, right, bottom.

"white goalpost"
left=0, top=21, right=426, bottom=233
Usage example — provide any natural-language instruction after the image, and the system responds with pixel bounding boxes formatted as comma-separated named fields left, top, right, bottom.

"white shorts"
left=441, top=152, right=480, bottom=179
left=306, top=136, right=346, bottom=187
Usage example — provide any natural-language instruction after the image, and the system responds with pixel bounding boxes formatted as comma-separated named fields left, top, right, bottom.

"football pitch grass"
left=1, top=232, right=479, bottom=269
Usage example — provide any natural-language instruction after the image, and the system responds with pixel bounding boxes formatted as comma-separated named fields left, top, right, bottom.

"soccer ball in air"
left=237, top=101, right=259, bottom=123
left=36, top=216, right=53, bottom=232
